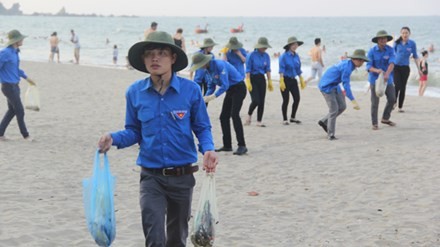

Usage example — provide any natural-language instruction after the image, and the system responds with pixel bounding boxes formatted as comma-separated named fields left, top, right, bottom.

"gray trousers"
left=321, top=88, right=346, bottom=137
left=370, top=83, right=396, bottom=125
left=140, top=168, right=195, bottom=247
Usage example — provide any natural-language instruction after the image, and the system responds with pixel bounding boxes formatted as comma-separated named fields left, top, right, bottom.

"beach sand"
left=1, top=61, right=439, bottom=246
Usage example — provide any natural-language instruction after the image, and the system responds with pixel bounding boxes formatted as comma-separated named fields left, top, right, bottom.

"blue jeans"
left=0, top=83, right=29, bottom=138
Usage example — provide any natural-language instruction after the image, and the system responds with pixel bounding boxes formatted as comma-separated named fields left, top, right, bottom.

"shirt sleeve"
left=111, top=88, right=142, bottom=148
left=190, top=88, right=214, bottom=154
left=19, top=68, right=27, bottom=79
left=278, top=55, right=285, bottom=74
left=388, top=47, right=396, bottom=64
left=193, top=69, right=205, bottom=84
left=214, top=64, right=230, bottom=97
left=265, top=53, right=271, bottom=73
left=245, top=53, right=252, bottom=73
left=296, top=56, right=302, bottom=76
left=366, top=49, right=373, bottom=71
left=341, top=63, right=355, bottom=101
left=412, top=41, right=419, bottom=59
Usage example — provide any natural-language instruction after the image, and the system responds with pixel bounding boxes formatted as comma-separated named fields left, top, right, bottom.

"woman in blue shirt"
left=244, top=37, right=273, bottom=127
left=393, top=26, right=422, bottom=112
left=190, top=51, right=248, bottom=155
left=0, top=30, right=36, bottom=141
left=278, top=36, right=305, bottom=125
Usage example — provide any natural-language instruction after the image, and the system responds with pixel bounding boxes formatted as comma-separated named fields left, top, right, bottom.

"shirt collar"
left=141, top=73, right=181, bottom=94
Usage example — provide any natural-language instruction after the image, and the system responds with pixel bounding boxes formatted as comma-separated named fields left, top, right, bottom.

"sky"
left=1, top=0, right=439, bottom=17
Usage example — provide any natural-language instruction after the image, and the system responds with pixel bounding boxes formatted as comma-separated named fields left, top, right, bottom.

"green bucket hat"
left=225, top=37, right=243, bottom=50
left=189, top=53, right=212, bottom=72
left=128, top=31, right=188, bottom=73
left=254, top=37, right=271, bottom=49
left=347, top=49, right=369, bottom=62
left=200, top=38, right=218, bottom=49
left=283, top=36, right=304, bottom=49
left=372, top=30, right=393, bottom=43
left=6, top=30, right=27, bottom=46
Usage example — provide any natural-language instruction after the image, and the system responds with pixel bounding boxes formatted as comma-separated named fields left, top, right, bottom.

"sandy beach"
left=1, top=61, right=439, bottom=246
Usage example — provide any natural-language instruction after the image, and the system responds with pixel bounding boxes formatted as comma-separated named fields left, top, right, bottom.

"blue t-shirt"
left=111, top=74, right=215, bottom=168
left=278, top=51, right=302, bottom=78
left=0, top=46, right=27, bottom=83
left=367, top=45, right=396, bottom=85
left=246, top=49, right=271, bottom=75
left=318, top=59, right=356, bottom=101
left=204, top=59, right=244, bottom=97
left=225, top=48, right=247, bottom=78
left=394, top=39, right=418, bottom=66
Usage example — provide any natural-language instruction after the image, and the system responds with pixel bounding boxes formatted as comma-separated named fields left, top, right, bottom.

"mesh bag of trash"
left=191, top=173, right=219, bottom=247
left=83, top=150, right=116, bottom=247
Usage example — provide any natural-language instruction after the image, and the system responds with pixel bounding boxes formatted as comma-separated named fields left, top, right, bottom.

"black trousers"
left=220, top=82, right=246, bottom=148
left=280, top=76, right=300, bottom=121
left=140, top=168, right=195, bottom=247
left=247, top=74, right=266, bottom=122
left=393, top=65, right=410, bottom=109
left=0, top=83, right=29, bottom=137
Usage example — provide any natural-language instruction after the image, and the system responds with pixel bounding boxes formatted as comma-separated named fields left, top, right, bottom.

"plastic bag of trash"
left=375, top=72, right=386, bottom=97
left=191, top=173, right=218, bottom=247
left=24, top=84, right=40, bottom=111
left=83, top=150, right=116, bottom=247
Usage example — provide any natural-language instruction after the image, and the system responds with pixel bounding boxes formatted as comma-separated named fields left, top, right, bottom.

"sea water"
left=0, top=15, right=439, bottom=97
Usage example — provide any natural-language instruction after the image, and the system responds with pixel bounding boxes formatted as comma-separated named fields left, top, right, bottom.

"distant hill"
left=0, top=2, right=22, bottom=15
left=0, top=1, right=137, bottom=17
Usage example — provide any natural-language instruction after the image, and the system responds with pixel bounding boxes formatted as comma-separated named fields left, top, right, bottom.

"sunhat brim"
left=225, top=42, right=243, bottom=50
left=128, top=40, right=188, bottom=73
left=189, top=54, right=212, bottom=72
left=6, top=34, right=27, bottom=46
left=283, top=41, right=304, bottom=50
left=372, top=35, right=393, bottom=43
left=200, top=42, right=218, bottom=49
left=348, top=54, right=370, bottom=62
left=254, top=44, right=272, bottom=49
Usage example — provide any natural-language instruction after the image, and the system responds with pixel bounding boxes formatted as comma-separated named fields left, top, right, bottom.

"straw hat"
left=283, top=36, right=304, bottom=49
left=200, top=38, right=218, bottom=49
left=128, top=31, right=188, bottom=73
left=371, top=30, right=393, bottom=43
left=6, top=30, right=27, bottom=46
left=225, top=37, right=243, bottom=50
left=347, top=49, right=369, bottom=62
left=189, top=53, right=212, bottom=72
left=254, top=37, right=272, bottom=49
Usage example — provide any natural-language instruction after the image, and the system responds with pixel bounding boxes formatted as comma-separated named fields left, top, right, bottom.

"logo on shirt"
left=173, top=110, right=187, bottom=119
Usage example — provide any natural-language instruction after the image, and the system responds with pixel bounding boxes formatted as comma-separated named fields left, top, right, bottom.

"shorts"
left=420, top=75, right=428, bottom=81
left=51, top=46, right=59, bottom=54
left=310, top=61, right=323, bottom=79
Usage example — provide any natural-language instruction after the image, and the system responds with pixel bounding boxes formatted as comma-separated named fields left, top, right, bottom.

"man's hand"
left=98, top=134, right=113, bottom=153
left=26, top=78, right=36, bottom=86
left=203, top=151, right=218, bottom=173
left=203, top=94, right=216, bottom=103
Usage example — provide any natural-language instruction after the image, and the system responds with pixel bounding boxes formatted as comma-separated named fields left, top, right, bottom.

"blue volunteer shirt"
left=204, top=59, right=244, bottom=97
left=318, top=59, right=356, bottom=101
left=278, top=51, right=302, bottom=78
left=0, top=46, right=27, bottom=83
left=367, top=45, right=396, bottom=85
left=225, top=48, right=247, bottom=77
left=110, top=74, right=215, bottom=168
left=193, top=50, right=215, bottom=84
left=394, top=39, right=418, bottom=66
left=246, top=49, right=271, bottom=75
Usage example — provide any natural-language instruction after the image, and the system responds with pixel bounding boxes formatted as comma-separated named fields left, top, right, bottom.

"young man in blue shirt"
left=190, top=52, right=248, bottom=155
left=98, top=31, right=218, bottom=247
left=0, top=30, right=36, bottom=141
left=318, top=49, right=368, bottom=140
left=367, top=30, right=397, bottom=130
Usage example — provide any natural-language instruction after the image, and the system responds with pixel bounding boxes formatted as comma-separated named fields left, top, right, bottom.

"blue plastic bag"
left=83, top=150, right=116, bottom=246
